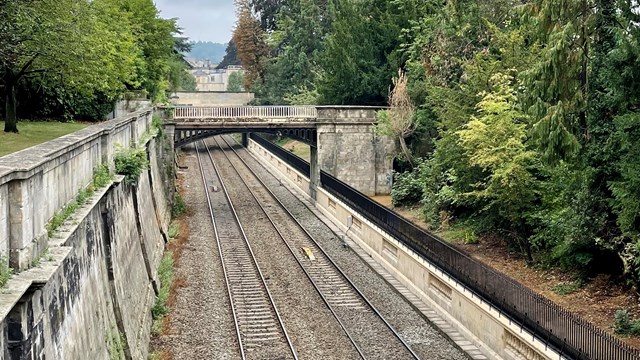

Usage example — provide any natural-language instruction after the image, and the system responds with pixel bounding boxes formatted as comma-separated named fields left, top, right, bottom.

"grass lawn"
left=279, top=138, right=311, bottom=161
left=0, top=121, right=88, bottom=157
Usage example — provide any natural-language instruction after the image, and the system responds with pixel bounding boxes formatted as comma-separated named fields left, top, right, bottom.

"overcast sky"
left=154, top=0, right=236, bottom=44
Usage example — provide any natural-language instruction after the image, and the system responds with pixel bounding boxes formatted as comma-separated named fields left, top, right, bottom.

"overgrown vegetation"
left=114, top=147, right=149, bottom=185
left=614, top=310, right=640, bottom=336
left=0, top=257, right=13, bottom=287
left=151, top=198, right=185, bottom=336
left=151, top=251, right=174, bottom=334
left=230, top=0, right=640, bottom=292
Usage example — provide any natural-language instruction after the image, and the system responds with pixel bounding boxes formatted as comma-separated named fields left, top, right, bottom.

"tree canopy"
left=0, top=0, right=191, bottom=131
left=229, top=0, right=640, bottom=289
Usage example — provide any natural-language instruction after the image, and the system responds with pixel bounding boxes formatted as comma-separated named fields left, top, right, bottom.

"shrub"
left=391, top=165, right=427, bottom=207
left=93, top=164, right=113, bottom=189
left=114, top=147, right=149, bottom=185
left=614, top=309, right=640, bottom=336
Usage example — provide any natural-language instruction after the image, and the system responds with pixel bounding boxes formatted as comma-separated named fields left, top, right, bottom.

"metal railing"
left=174, top=106, right=318, bottom=120
left=250, top=134, right=310, bottom=176
left=253, top=136, right=640, bottom=360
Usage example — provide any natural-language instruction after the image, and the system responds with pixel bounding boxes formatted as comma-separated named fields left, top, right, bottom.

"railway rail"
left=210, top=135, right=421, bottom=360
left=195, top=141, right=298, bottom=360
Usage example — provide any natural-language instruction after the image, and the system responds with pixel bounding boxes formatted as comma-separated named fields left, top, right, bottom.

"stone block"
left=0, top=184, right=9, bottom=260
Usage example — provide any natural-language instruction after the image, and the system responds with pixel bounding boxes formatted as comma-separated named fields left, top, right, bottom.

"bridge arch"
left=173, top=127, right=317, bottom=148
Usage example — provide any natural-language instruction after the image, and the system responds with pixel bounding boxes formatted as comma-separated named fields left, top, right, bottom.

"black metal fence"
left=253, top=135, right=640, bottom=360
left=250, top=133, right=310, bottom=176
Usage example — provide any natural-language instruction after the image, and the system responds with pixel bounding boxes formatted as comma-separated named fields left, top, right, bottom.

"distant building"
left=185, top=58, right=244, bottom=92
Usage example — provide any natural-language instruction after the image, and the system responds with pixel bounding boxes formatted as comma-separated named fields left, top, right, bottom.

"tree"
left=216, top=40, right=241, bottom=69
left=376, top=70, right=417, bottom=165
left=119, top=0, right=183, bottom=102
left=457, top=74, right=538, bottom=260
left=523, top=0, right=594, bottom=162
left=0, top=0, right=139, bottom=131
left=255, top=0, right=328, bottom=104
left=316, top=0, right=405, bottom=105
left=227, top=71, right=245, bottom=92
left=250, top=0, right=284, bottom=31
left=233, top=0, right=269, bottom=89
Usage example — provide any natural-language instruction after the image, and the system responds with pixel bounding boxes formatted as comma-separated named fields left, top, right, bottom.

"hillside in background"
left=187, top=41, right=227, bottom=62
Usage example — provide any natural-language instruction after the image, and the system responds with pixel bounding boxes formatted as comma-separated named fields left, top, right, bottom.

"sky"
left=154, top=0, right=236, bottom=44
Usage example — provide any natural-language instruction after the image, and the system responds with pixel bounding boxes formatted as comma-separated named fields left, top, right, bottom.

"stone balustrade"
left=173, top=105, right=318, bottom=120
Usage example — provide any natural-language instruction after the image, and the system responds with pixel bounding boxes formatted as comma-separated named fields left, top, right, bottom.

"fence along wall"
left=247, top=137, right=640, bottom=360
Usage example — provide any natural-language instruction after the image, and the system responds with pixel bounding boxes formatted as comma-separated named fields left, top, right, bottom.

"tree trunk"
left=398, top=136, right=413, bottom=167
left=4, top=82, right=18, bottom=133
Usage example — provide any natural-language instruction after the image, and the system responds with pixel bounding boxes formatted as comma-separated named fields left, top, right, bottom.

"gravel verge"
left=151, top=145, right=238, bottom=360
left=231, top=136, right=469, bottom=360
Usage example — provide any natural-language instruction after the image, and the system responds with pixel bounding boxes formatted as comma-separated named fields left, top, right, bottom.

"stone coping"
left=0, top=176, right=118, bottom=321
left=0, top=108, right=152, bottom=184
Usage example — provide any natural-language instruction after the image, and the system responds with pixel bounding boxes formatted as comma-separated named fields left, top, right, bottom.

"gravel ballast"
left=152, top=137, right=469, bottom=360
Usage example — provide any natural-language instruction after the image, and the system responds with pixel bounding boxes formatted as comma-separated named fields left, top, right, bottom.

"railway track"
left=211, top=135, right=421, bottom=360
left=195, top=141, right=298, bottom=360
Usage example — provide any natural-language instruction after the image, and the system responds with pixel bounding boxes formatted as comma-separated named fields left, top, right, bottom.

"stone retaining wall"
left=0, top=110, right=152, bottom=271
left=0, top=110, right=173, bottom=359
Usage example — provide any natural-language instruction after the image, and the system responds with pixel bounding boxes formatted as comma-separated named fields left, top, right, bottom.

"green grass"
left=279, top=138, right=311, bottom=161
left=0, top=121, right=88, bottom=157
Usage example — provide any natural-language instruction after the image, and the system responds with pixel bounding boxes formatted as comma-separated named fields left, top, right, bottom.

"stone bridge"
left=163, top=105, right=395, bottom=196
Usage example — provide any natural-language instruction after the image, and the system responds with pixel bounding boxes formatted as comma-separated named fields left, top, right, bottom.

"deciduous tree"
left=233, top=0, right=270, bottom=89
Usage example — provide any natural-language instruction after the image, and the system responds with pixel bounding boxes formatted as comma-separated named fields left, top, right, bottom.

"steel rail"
left=217, top=135, right=421, bottom=360
left=195, top=140, right=298, bottom=360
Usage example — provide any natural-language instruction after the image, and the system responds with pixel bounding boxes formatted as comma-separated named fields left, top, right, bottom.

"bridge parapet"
left=316, top=106, right=385, bottom=123
left=174, top=105, right=317, bottom=121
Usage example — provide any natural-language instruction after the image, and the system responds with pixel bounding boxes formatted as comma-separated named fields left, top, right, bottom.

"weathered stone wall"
left=316, top=107, right=394, bottom=195
left=0, top=109, right=174, bottom=360
left=0, top=185, right=8, bottom=261
left=0, top=110, right=153, bottom=271
left=170, top=91, right=255, bottom=106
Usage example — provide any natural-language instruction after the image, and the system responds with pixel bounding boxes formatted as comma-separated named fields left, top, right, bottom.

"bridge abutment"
left=316, top=107, right=395, bottom=196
